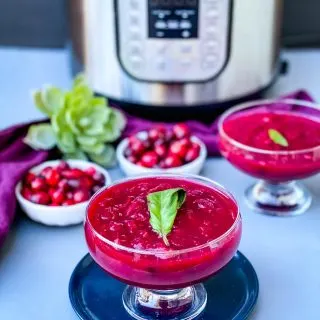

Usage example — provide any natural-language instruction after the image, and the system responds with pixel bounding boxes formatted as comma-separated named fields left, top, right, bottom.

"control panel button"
left=128, top=41, right=142, bottom=55
left=130, top=56, right=143, bottom=69
left=204, top=41, right=218, bottom=54
left=167, top=20, right=179, bottom=30
left=205, top=0, right=219, bottom=9
left=202, top=55, right=217, bottom=69
left=207, top=9, right=218, bottom=17
left=181, top=30, right=191, bottom=38
left=129, top=0, right=139, bottom=9
left=129, top=12, right=139, bottom=25
left=206, top=29, right=217, bottom=40
left=155, top=21, right=167, bottom=29
left=180, top=20, right=192, bottom=29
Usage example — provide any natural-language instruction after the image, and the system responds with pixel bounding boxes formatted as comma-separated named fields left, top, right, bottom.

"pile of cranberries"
left=124, top=123, right=201, bottom=168
left=21, top=161, right=106, bottom=206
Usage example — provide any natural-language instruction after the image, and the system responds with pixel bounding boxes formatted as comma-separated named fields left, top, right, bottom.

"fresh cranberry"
left=73, top=189, right=91, bottom=203
left=21, top=187, right=32, bottom=201
left=163, top=155, right=182, bottom=168
left=185, top=145, right=200, bottom=163
left=124, top=148, right=133, bottom=158
left=191, top=142, right=201, bottom=153
left=31, top=192, right=50, bottom=205
left=154, top=138, right=166, bottom=147
left=68, top=179, right=80, bottom=189
left=51, top=189, right=65, bottom=204
left=93, top=172, right=106, bottom=185
left=40, top=166, right=53, bottom=177
left=58, top=179, right=69, bottom=192
left=164, top=129, right=174, bottom=142
left=66, top=192, right=74, bottom=200
left=24, top=172, right=36, bottom=186
left=127, top=155, right=139, bottom=164
left=30, top=177, right=47, bottom=191
left=179, top=137, right=192, bottom=149
left=140, top=151, right=158, bottom=168
left=62, top=199, right=75, bottom=206
left=61, top=168, right=83, bottom=180
left=158, top=160, right=166, bottom=169
left=154, top=144, right=167, bottom=159
left=148, top=126, right=166, bottom=142
left=79, top=176, right=94, bottom=189
left=173, top=123, right=190, bottom=139
left=169, top=141, right=188, bottom=159
left=129, top=139, right=146, bottom=156
left=136, top=161, right=144, bottom=167
left=56, top=161, right=70, bottom=172
left=48, top=188, right=56, bottom=199
left=128, top=135, right=140, bottom=147
left=43, top=168, right=60, bottom=187
left=85, top=166, right=96, bottom=177
left=92, top=185, right=101, bottom=194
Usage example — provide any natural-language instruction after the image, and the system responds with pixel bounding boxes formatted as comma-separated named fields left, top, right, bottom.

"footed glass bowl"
left=219, top=99, right=320, bottom=217
left=84, top=174, right=242, bottom=320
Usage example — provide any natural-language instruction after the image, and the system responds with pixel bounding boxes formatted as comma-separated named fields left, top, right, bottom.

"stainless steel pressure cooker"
left=69, top=0, right=285, bottom=120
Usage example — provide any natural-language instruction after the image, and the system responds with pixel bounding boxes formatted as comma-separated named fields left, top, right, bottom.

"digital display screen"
left=148, top=0, right=199, bottom=39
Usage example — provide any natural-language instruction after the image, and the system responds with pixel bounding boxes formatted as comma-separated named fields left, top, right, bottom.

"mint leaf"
left=268, top=129, right=289, bottom=147
left=147, top=188, right=186, bottom=246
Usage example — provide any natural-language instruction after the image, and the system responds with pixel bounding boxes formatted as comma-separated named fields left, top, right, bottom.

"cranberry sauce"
left=220, top=109, right=320, bottom=182
left=223, top=110, right=320, bottom=151
left=88, top=177, right=237, bottom=250
left=85, top=177, right=241, bottom=289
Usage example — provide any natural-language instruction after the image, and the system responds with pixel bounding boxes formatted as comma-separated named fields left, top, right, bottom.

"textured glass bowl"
left=219, top=99, right=320, bottom=216
left=85, top=174, right=242, bottom=320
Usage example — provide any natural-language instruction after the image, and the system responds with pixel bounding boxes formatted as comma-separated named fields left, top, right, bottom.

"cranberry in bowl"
left=16, top=160, right=111, bottom=226
left=116, top=124, right=207, bottom=176
left=219, top=99, right=320, bottom=217
left=85, top=174, right=241, bottom=320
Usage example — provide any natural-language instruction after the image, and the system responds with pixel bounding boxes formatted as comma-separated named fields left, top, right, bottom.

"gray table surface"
left=0, top=47, right=320, bottom=320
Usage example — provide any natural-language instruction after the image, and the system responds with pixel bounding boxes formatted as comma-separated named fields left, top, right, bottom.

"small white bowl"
left=15, top=160, right=111, bottom=227
left=116, top=132, right=207, bottom=177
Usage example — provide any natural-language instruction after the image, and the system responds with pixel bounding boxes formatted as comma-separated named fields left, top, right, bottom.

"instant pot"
left=69, top=0, right=286, bottom=121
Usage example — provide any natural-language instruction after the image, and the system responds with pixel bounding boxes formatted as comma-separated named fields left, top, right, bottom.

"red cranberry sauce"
left=223, top=110, right=320, bottom=151
left=220, top=109, right=320, bottom=181
left=88, top=177, right=237, bottom=250
left=85, top=177, right=241, bottom=289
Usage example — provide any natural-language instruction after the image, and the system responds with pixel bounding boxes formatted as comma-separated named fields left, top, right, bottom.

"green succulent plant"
left=24, top=74, right=126, bottom=167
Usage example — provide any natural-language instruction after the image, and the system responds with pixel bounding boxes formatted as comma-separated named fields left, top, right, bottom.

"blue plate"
left=69, top=251, right=259, bottom=320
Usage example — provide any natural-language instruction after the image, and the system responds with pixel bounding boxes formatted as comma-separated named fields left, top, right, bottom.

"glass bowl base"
left=245, top=180, right=312, bottom=217
left=123, top=285, right=207, bottom=320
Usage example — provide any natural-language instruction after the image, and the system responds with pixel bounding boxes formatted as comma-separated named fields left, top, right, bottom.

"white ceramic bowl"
left=116, top=132, right=207, bottom=177
left=15, top=160, right=111, bottom=227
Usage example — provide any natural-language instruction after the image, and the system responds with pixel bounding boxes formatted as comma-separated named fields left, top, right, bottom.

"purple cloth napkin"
left=0, top=90, right=314, bottom=247
left=0, top=122, right=49, bottom=246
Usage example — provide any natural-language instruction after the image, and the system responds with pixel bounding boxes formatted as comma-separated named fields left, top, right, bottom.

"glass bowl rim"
left=85, top=173, right=241, bottom=256
left=218, top=98, right=320, bottom=155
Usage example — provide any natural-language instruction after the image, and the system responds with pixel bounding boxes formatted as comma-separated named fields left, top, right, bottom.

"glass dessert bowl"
left=219, top=99, right=320, bottom=217
left=85, top=174, right=241, bottom=320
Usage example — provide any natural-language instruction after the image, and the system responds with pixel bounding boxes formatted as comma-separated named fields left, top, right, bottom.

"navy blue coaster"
left=69, top=251, right=259, bottom=320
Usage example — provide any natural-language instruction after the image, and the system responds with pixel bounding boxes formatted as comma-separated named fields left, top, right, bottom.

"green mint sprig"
left=268, top=129, right=289, bottom=147
left=147, top=188, right=186, bottom=246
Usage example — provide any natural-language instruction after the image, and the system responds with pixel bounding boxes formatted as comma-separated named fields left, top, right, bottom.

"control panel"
left=116, top=0, right=231, bottom=82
